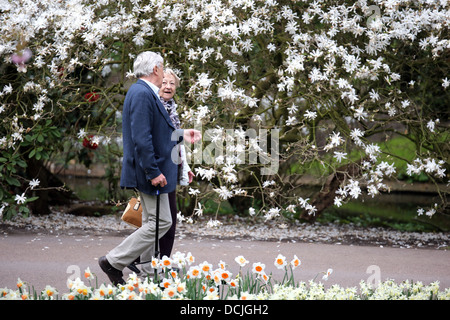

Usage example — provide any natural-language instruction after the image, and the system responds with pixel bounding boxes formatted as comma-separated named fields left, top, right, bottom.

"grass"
left=318, top=196, right=450, bottom=232
left=300, top=135, right=419, bottom=176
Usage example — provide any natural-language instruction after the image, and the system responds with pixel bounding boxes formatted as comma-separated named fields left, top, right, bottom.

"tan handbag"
left=121, top=197, right=142, bottom=228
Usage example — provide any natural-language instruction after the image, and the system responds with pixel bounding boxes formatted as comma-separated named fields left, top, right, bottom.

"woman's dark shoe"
left=127, top=262, right=141, bottom=274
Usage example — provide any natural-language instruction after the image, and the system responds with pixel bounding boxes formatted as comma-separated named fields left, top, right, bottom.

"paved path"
left=1, top=228, right=449, bottom=294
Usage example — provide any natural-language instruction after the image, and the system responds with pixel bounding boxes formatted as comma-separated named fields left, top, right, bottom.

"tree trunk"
left=300, top=161, right=362, bottom=222
left=26, top=158, right=77, bottom=215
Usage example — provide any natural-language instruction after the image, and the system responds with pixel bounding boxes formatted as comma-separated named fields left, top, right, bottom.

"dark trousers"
left=159, top=190, right=177, bottom=257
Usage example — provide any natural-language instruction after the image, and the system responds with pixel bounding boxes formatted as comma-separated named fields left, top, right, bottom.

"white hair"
left=133, top=51, right=164, bottom=78
left=163, top=67, right=181, bottom=88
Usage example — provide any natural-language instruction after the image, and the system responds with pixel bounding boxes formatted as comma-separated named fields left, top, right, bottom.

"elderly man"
left=98, top=51, right=200, bottom=285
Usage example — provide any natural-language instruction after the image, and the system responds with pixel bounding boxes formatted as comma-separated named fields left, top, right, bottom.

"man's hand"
left=184, top=129, right=202, bottom=144
left=151, top=173, right=167, bottom=188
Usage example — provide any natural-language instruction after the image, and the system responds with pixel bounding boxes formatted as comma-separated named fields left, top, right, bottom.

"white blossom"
left=14, top=193, right=27, bottom=205
left=29, top=179, right=40, bottom=190
left=333, top=151, right=347, bottom=163
left=214, top=186, right=233, bottom=200
left=1, top=0, right=448, bottom=222
left=193, top=202, right=203, bottom=216
left=304, top=110, right=317, bottom=121
left=207, top=219, right=223, bottom=228
left=77, top=129, right=87, bottom=139
left=264, top=207, right=280, bottom=221
left=267, top=43, right=276, bottom=52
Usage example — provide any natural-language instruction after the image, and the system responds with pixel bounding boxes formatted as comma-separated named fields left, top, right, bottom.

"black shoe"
left=127, top=262, right=141, bottom=274
left=98, top=256, right=125, bottom=286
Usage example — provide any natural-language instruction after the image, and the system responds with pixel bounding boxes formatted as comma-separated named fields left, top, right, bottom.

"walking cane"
left=154, top=188, right=160, bottom=282
left=126, top=188, right=162, bottom=281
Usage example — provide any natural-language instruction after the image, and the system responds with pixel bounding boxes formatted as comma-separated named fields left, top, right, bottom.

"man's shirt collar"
left=140, top=78, right=160, bottom=97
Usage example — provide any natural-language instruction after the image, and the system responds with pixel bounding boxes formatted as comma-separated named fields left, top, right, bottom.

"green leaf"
left=26, top=196, right=39, bottom=203
left=5, top=176, right=20, bottom=187
left=17, top=159, right=27, bottom=168
left=53, top=130, right=61, bottom=138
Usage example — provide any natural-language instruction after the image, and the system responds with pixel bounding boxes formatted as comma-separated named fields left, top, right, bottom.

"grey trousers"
left=106, top=192, right=172, bottom=275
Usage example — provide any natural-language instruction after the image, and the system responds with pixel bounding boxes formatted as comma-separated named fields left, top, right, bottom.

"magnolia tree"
left=0, top=0, right=448, bottom=224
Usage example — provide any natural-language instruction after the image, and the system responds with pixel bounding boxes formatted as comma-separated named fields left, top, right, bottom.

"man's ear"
left=154, top=65, right=163, bottom=76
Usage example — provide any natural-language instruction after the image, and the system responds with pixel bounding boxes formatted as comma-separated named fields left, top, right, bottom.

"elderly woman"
left=158, top=68, right=194, bottom=258
left=159, top=68, right=194, bottom=185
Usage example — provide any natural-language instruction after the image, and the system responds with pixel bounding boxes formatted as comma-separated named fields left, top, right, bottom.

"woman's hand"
left=183, top=129, right=202, bottom=144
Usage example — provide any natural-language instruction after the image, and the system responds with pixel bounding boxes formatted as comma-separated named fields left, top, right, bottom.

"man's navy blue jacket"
left=120, top=79, right=182, bottom=195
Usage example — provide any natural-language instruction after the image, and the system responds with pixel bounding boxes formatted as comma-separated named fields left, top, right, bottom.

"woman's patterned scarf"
left=160, top=97, right=181, bottom=129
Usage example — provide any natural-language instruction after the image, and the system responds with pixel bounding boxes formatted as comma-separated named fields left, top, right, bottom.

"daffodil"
left=220, top=269, right=232, bottom=282
left=186, top=252, right=195, bottom=265
left=187, top=266, right=201, bottom=279
left=218, top=260, right=227, bottom=270
left=200, top=261, right=213, bottom=274
left=172, top=251, right=186, bottom=268
left=229, top=279, right=239, bottom=289
left=160, top=278, right=173, bottom=289
left=176, top=281, right=186, bottom=295
left=204, top=289, right=219, bottom=300
left=84, top=267, right=94, bottom=280
left=322, top=268, right=333, bottom=281
left=290, top=255, right=301, bottom=269
left=234, top=255, right=249, bottom=267
left=42, top=285, right=58, bottom=300
left=163, top=285, right=178, bottom=299
left=274, top=254, right=287, bottom=269
left=258, top=272, right=270, bottom=284
left=160, top=255, right=172, bottom=269
left=16, top=278, right=24, bottom=290
left=252, top=262, right=265, bottom=275
left=151, top=257, right=159, bottom=269
left=240, top=291, right=255, bottom=300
